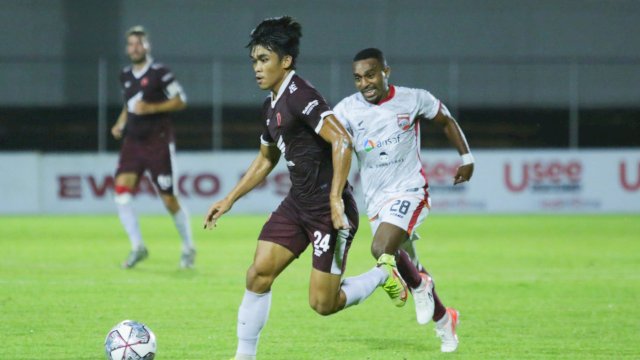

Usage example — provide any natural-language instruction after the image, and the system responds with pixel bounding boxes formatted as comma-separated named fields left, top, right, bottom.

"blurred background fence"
left=1, top=0, right=639, bottom=153
left=1, top=0, right=638, bottom=214
left=1, top=55, right=639, bottom=152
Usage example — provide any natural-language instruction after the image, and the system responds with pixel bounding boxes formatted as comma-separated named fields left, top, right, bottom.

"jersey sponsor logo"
left=288, top=82, right=298, bottom=94
left=619, top=160, right=640, bottom=191
left=504, top=160, right=582, bottom=193
left=302, top=99, right=319, bottom=115
left=379, top=152, right=389, bottom=162
left=397, top=113, right=411, bottom=131
left=266, top=118, right=270, bottom=126
left=371, top=151, right=404, bottom=168
left=362, top=135, right=401, bottom=152
left=141, top=77, right=149, bottom=87
left=276, top=112, right=282, bottom=127
left=364, top=139, right=376, bottom=152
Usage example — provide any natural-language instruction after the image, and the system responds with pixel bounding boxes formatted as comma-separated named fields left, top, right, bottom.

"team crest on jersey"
left=276, top=112, right=282, bottom=127
left=141, top=77, right=149, bottom=87
left=124, top=81, right=131, bottom=88
left=397, top=113, right=411, bottom=131
left=288, top=82, right=298, bottom=94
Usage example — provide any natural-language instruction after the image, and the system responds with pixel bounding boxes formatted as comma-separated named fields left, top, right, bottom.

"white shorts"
left=369, top=194, right=431, bottom=240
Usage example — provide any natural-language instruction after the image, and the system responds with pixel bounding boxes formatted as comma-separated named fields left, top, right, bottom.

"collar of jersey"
left=357, top=84, right=396, bottom=107
left=376, top=84, right=396, bottom=105
left=270, top=70, right=296, bottom=108
left=131, top=57, right=153, bottom=79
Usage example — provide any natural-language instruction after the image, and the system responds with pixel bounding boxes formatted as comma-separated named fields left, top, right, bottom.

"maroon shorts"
left=115, top=135, right=176, bottom=195
left=258, top=193, right=359, bottom=275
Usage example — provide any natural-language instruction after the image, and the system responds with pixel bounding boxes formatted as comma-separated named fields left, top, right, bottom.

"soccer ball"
left=105, top=320, right=157, bottom=360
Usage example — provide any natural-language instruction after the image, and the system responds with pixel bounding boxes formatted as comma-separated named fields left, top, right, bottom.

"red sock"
left=395, top=250, right=422, bottom=289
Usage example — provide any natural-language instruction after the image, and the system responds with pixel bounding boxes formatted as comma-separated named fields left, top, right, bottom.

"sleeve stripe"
left=315, top=110, right=335, bottom=134
left=260, top=135, right=276, bottom=146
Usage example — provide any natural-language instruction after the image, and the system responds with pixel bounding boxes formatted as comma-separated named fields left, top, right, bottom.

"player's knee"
left=370, top=241, right=385, bottom=259
left=162, top=195, right=181, bottom=213
left=246, top=265, right=275, bottom=293
left=114, top=185, right=133, bottom=205
left=309, top=298, right=339, bottom=316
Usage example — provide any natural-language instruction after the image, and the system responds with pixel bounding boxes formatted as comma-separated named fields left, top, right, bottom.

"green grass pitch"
left=1, top=214, right=639, bottom=359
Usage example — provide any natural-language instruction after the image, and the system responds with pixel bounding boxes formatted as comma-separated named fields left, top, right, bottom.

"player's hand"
left=111, top=124, right=123, bottom=140
left=454, top=163, right=474, bottom=185
left=134, top=101, right=155, bottom=115
left=203, top=198, right=234, bottom=229
left=329, top=196, right=350, bottom=230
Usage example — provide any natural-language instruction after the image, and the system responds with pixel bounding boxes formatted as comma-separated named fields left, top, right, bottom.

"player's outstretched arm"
left=433, top=107, right=474, bottom=185
left=111, top=106, right=128, bottom=140
left=134, top=95, right=186, bottom=115
left=318, top=114, right=353, bottom=230
left=203, top=144, right=280, bottom=229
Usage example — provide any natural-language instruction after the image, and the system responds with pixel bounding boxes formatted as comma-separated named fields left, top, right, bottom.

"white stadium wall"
left=0, top=150, right=639, bottom=215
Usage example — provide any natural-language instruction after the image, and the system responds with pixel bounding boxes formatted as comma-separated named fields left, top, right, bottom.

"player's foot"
left=412, top=273, right=435, bottom=324
left=377, top=253, right=408, bottom=307
left=180, top=248, right=196, bottom=269
left=435, top=307, right=459, bottom=352
left=122, top=246, right=148, bottom=269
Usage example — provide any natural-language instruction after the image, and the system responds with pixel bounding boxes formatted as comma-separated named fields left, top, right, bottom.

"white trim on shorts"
left=331, top=226, right=350, bottom=275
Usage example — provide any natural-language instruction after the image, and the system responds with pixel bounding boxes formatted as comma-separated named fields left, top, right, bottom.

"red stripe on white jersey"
left=407, top=198, right=426, bottom=234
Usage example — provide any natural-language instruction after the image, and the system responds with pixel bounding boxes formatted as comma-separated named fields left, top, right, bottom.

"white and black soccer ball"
left=105, top=320, right=157, bottom=360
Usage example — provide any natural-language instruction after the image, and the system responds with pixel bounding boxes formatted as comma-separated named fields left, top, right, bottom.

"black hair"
left=353, top=47, right=387, bottom=67
left=247, top=16, right=302, bottom=69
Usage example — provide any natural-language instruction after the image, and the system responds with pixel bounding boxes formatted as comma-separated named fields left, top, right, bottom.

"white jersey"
left=334, top=85, right=441, bottom=218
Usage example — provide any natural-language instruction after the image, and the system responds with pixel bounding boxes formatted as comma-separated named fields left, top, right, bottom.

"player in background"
left=111, top=26, right=195, bottom=269
left=334, top=48, right=474, bottom=352
left=203, top=18, right=406, bottom=360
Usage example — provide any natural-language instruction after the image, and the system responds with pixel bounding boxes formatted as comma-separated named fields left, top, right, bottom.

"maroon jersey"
left=120, top=60, right=185, bottom=139
left=260, top=72, right=353, bottom=212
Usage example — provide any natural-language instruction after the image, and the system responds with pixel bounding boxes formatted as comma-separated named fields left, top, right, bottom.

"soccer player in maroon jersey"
left=111, top=26, right=195, bottom=269
left=203, top=17, right=406, bottom=360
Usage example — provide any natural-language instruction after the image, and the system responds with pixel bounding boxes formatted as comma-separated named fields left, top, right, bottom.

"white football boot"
left=435, top=307, right=460, bottom=352
left=412, top=273, right=435, bottom=324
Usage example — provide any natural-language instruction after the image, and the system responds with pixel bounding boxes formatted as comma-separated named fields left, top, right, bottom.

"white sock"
left=341, top=266, right=387, bottom=308
left=117, top=202, right=144, bottom=250
left=436, top=310, right=450, bottom=327
left=236, top=289, right=271, bottom=357
left=172, top=207, right=194, bottom=252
